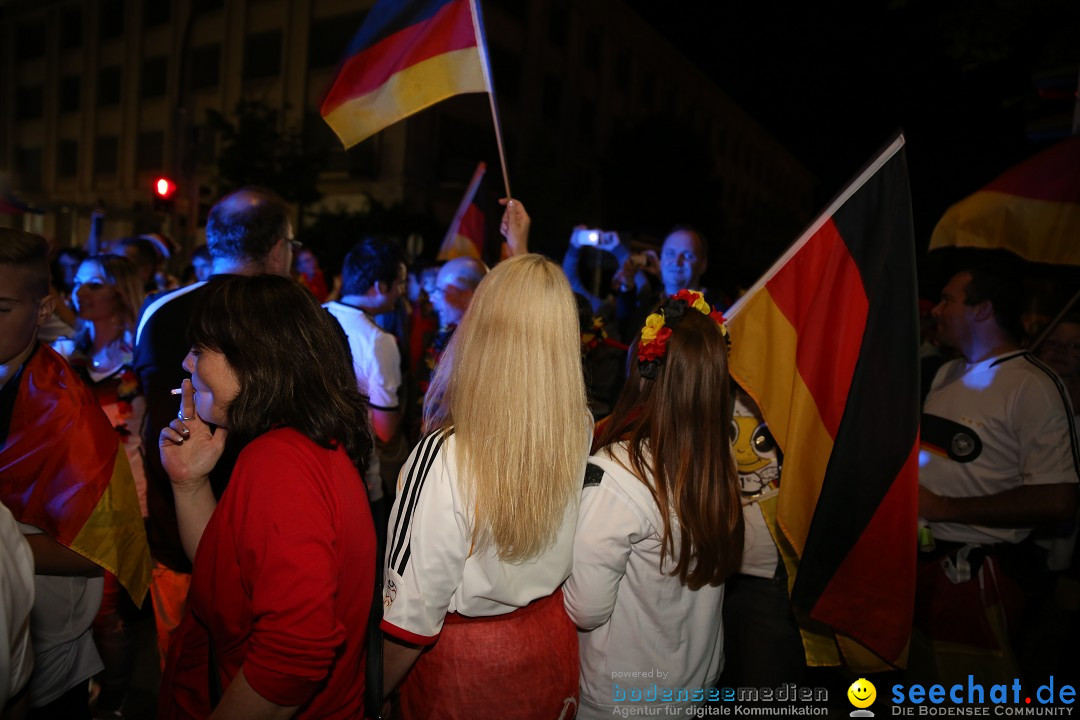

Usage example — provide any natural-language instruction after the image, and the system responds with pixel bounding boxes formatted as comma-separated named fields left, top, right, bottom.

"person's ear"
left=972, top=300, right=995, bottom=322
left=36, top=294, right=56, bottom=326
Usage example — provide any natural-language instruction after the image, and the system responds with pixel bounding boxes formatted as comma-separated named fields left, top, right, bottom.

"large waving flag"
left=726, top=135, right=920, bottom=669
left=929, top=136, right=1080, bottom=266
left=0, top=345, right=152, bottom=603
left=321, top=0, right=493, bottom=149
left=437, top=161, right=487, bottom=261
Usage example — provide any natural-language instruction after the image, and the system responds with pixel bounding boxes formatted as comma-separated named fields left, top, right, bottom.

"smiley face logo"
left=847, top=678, right=876, bottom=710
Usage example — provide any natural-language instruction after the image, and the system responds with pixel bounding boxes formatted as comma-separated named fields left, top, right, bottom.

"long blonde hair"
left=424, top=254, right=591, bottom=562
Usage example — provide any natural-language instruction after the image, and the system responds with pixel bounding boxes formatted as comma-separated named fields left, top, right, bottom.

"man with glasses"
left=615, top=226, right=712, bottom=341
left=134, top=187, right=295, bottom=667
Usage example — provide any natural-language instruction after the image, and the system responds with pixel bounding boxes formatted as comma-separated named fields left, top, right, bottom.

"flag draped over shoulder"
left=0, top=345, right=152, bottom=604
left=929, top=136, right=1080, bottom=266
left=321, top=0, right=492, bottom=149
left=726, top=135, right=920, bottom=669
left=437, top=161, right=487, bottom=261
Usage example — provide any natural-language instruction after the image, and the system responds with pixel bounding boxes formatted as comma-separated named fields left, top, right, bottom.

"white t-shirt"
left=324, top=301, right=403, bottom=502
left=920, top=352, right=1080, bottom=545
left=381, top=429, right=579, bottom=645
left=564, top=443, right=726, bottom=719
left=0, top=504, right=34, bottom=707
left=17, top=523, right=104, bottom=708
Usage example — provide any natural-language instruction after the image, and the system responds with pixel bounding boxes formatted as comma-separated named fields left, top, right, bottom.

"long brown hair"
left=597, top=308, right=743, bottom=589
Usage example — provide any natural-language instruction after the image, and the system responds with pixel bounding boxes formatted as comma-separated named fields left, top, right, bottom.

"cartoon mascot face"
left=733, top=394, right=780, bottom=496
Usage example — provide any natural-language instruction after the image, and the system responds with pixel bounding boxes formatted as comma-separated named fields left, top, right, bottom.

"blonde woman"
left=382, top=230, right=593, bottom=717
left=51, top=254, right=147, bottom=715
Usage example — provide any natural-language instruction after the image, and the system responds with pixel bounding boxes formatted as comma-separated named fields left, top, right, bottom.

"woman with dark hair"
left=157, top=274, right=375, bottom=719
left=564, top=289, right=743, bottom=719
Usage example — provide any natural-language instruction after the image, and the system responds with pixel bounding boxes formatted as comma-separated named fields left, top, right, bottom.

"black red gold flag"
left=727, top=134, right=919, bottom=669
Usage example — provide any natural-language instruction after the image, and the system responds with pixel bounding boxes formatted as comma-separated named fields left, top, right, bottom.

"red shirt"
left=161, top=428, right=374, bottom=718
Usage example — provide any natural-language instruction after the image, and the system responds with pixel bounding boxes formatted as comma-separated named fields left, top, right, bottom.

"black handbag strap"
left=365, top=551, right=384, bottom=719
left=208, top=633, right=223, bottom=709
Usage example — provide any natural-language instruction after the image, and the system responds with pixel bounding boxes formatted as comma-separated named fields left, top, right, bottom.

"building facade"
left=1, top=0, right=815, bottom=269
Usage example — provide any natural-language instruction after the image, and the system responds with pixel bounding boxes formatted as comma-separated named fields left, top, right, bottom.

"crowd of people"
left=1, top=182, right=1078, bottom=719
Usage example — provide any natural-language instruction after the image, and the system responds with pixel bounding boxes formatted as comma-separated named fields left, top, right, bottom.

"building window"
left=58, top=140, right=79, bottom=178
left=60, top=8, right=83, bottom=50
left=195, top=125, right=217, bottom=166
left=489, top=46, right=521, bottom=102
left=15, top=23, right=45, bottom=62
left=136, top=131, right=165, bottom=172
left=98, top=67, right=123, bottom=106
left=94, top=136, right=119, bottom=175
left=100, top=0, right=125, bottom=40
left=16, top=148, right=43, bottom=191
left=15, top=86, right=44, bottom=121
left=143, top=0, right=170, bottom=28
left=244, top=30, right=282, bottom=80
left=308, top=12, right=366, bottom=69
left=59, top=76, right=81, bottom=114
left=141, top=56, right=168, bottom=98
left=190, top=44, right=221, bottom=89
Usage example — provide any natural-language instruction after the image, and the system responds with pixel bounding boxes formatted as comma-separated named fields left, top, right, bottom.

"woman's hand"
left=499, top=198, right=530, bottom=256
left=160, top=378, right=228, bottom=495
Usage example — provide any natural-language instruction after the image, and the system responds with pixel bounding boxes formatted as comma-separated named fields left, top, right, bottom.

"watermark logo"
left=849, top=678, right=877, bottom=717
left=890, top=675, right=1076, bottom=715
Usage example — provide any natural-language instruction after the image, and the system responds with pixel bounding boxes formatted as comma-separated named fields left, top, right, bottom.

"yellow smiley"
left=847, top=678, right=876, bottom=709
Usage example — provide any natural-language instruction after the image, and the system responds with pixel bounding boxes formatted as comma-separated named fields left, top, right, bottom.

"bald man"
left=431, top=257, right=488, bottom=329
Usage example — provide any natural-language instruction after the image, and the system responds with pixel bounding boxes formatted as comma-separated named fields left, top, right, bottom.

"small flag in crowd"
left=726, top=134, right=920, bottom=669
left=321, top=0, right=493, bottom=149
left=930, top=135, right=1080, bottom=266
left=437, top=162, right=487, bottom=261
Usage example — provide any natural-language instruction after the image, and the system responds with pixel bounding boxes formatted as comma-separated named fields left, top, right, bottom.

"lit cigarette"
left=170, top=387, right=183, bottom=395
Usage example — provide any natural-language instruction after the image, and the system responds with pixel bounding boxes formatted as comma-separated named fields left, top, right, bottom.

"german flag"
left=727, top=135, right=919, bottom=669
left=321, top=0, right=492, bottom=149
left=0, top=344, right=152, bottom=604
left=930, top=136, right=1080, bottom=266
left=438, top=161, right=487, bottom=261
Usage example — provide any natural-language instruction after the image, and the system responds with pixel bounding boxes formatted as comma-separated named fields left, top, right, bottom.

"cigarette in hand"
left=170, top=387, right=183, bottom=395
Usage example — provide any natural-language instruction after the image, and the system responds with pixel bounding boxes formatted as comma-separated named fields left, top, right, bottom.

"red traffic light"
left=154, top=177, right=177, bottom=199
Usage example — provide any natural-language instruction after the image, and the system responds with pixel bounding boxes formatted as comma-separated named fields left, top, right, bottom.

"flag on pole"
left=726, top=134, right=920, bottom=669
left=321, top=0, right=493, bottom=149
left=437, top=162, right=487, bottom=261
left=929, top=136, right=1080, bottom=266
left=0, top=345, right=152, bottom=603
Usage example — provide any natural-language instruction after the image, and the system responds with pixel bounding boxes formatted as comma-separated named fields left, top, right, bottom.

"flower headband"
left=637, top=289, right=729, bottom=379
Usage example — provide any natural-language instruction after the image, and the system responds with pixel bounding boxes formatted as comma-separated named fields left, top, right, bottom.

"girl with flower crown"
left=564, top=289, right=744, bottom=718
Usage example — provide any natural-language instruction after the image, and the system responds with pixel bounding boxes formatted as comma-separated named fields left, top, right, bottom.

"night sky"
left=626, top=0, right=1079, bottom=253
